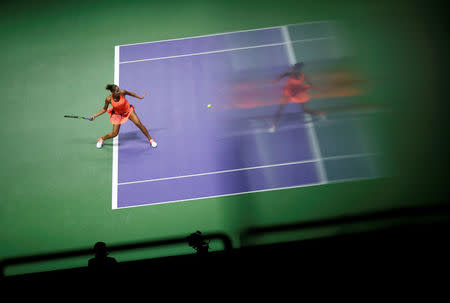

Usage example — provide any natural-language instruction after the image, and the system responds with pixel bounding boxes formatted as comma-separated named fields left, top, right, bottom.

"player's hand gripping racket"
left=64, top=115, right=92, bottom=121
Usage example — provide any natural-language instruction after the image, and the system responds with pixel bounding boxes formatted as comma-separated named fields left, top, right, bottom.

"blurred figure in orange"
left=270, top=62, right=325, bottom=132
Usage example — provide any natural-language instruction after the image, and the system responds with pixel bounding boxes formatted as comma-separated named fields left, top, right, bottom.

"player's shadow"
left=115, top=131, right=144, bottom=143
left=114, top=127, right=169, bottom=143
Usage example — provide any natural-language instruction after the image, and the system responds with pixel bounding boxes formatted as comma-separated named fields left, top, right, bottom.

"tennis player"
left=90, top=84, right=157, bottom=149
left=270, top=62, right=324, bottom=132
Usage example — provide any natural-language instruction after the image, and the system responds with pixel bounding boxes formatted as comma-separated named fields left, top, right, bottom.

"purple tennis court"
left=112, top=22, right=381, bottom=209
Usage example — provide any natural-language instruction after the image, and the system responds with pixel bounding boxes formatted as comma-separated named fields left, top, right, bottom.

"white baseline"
left=118, top=153, right=375, bottom=186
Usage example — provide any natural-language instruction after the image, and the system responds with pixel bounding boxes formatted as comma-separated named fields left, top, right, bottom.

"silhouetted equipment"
left=186, top=231, right=210, bottom=255
left=0, top=232, right=232, bottom=279
left=1, top=203, right=449, bottom=285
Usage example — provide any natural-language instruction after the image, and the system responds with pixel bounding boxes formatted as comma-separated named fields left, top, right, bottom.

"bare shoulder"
left=120, top=89, right=128, bottom=95
left=105, top=95, right=111, bottom=102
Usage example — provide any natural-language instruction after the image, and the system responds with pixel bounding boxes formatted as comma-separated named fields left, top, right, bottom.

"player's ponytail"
left=106, top=84, right=116, bottom=92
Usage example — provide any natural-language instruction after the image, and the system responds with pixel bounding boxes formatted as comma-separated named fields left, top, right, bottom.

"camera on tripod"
left=186, top=231, right=210, bottom=255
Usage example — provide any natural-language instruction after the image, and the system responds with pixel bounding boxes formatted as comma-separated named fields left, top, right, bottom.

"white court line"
left=118, top=153, right=375, bottom=186
left=117, top=21, right=330, bottom=47
left=116, top=175, right=378, bottom=210
left=112, top=46, right=120, bottom=210
left=118, top=182, right=324, bottom=209
left=119, top=37, right=332, bottom=64
left=281, top=25, right=328, bottom=184
left=113, top=21, right=337, bottom=209
left=119, top=159, right=317, bottom=186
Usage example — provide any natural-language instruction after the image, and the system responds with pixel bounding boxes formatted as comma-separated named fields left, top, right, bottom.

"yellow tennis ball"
left=207, top=104, right=212, bottom=108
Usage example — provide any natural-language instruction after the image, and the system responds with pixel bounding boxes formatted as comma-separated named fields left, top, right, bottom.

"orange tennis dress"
left=282, top=73, right=311, bottom=103
left=107, top=94, right=134, bottom=125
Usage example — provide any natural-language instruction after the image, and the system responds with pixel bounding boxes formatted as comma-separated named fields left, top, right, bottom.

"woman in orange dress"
left=270, top=62, right=324, bottom=132
left=90, top=84, right=157, bottom=149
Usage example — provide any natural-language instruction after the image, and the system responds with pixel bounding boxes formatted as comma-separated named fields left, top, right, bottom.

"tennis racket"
left=64, top=115, right=91, bottom=120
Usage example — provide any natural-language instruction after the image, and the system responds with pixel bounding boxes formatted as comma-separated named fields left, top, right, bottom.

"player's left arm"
left=123, top=90, right=147, bottom=99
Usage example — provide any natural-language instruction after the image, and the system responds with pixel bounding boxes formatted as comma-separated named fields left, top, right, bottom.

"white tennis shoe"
left=150, top=139, right=158, bottom=148
left=96, top=136, right=104, bottom=149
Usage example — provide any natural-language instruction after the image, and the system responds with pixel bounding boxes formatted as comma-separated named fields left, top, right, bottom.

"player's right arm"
left=90, top=97, right=110, bottom=121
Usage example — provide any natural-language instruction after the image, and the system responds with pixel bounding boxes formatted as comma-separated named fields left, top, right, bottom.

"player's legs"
left=129, top=111, right=157, bottom=147
left=301, top=103, right=325, bottom=116
left=97, top=124, right=120, bottom=149
left=129, top=111, right=152, bottom=140
left=269, top=95, right=289, bottom=132
left=103, top=124, right=121, bottom=140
